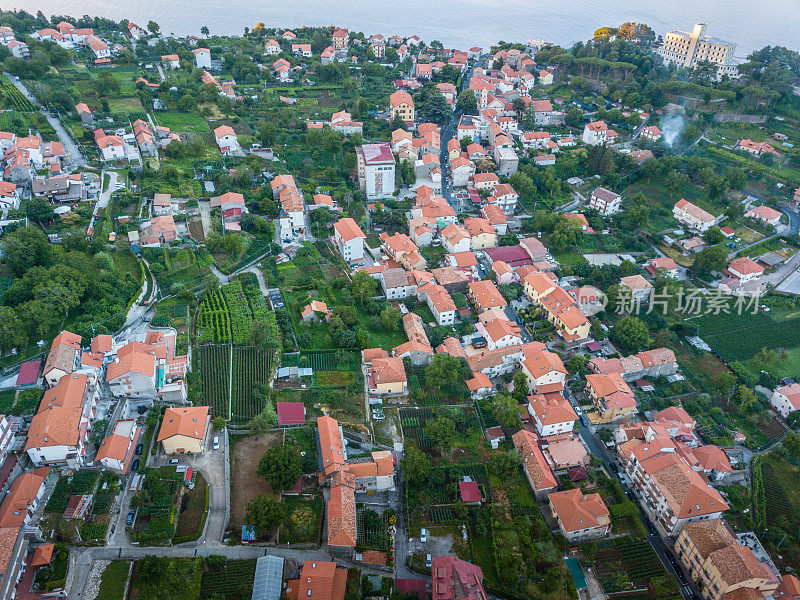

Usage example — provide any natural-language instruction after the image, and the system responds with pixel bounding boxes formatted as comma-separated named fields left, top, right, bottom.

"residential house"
left=645, top=257, right=680, bottom=278
left=477, top=318, right=521, bottom=351
left=431, top=556, right=487, bottom=600
left=582, top=121, right=614, bottom=146
left=549, top=488, right=611, bottom=541
left=481, top=204, right=508, bottom=235
left=43, top=330, right=82, bottom=387
left=464, top=217, right=497, bottom=250
left=489, top=183, right=519, bottom=214
left=286, top=560, right=348, bottom=600
left=389, top=90, right=415, bottom=123
left=213, top=125, right=240, bottom=155
left=528, top=391, right=577, bottom=436
left=94, top=129, right=125, bottom=161
left=291, top=43, right=312, bottom=57
left=153, top=193, right=173, bottom=216
left=468, top=280, right=507, bottom=312
left=620, top=275, right=654, bottom=304
left=641, top=126, right=663, bottom=142
left=301, top=300, right=331, bottom=323
left=264, top=39, right=281, bottom=54
left=106, top=344, right=157, bottom=398
left=519, top=341, right=567, bottom=393
left=210, top=191, right=246, bottom=225
left=512, top=430, right=558, bottom=500
left=356, top=143, right=395, bottom=199
left=368, top=357, right=407, bottom=396
left=138, top=215, right=177, bottom=246
left=94, top=419, right=138, bottom=473
left=161, top=54, right=180, bottom=68
left=771, top=383, right=800, bottom=418
left=193, top=48, right=211, bottom=69
left=332, top=28, right=349, bottom=51
left=0, top=181, right=20, bottom=210
left=418, top=282, right=457, bottom=326
left=736, top=138, right=781, bottom=157
left=744, top=205, right=782, bottom=227
left=449, top=156, right=475, bottom=187
left=440, top=223, right=471, bottom=254
left=157, top=406, right=210, bottom=454
left=132, top=119, right=157, bottom=156
left=673, top=199, right=719, bottom=232
left=25, top=373, right=96, bottom=469
left=75, top=103, right=93, bottom=125
left=589, top=348, right=677, bottom=382
left=393, top=312, right=434, bottom=365
left=728, top=257, right=764, bottom=282
left=589, top=187, right=622, bottom=216
left=381, top=268, right=417, bottom=300
left=675, top=519, right=778, bottom=600
left=333, top=218, right=366, bottom=263
left=585, top=373, right=637, bottom=421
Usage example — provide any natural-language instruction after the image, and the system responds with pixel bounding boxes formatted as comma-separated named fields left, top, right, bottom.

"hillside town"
left=0, top=9, right=798, bottom=600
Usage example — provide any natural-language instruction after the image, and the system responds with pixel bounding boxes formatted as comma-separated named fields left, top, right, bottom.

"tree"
left=424, top=416, right=457, bottom=450
left=492, top=393, right=521, bottom=428
left=401, top=445, right=432, bottom=485
left=245, top=493, right=287, bottom=537
left=380, top=305, right=401, bottom=331
left=512, top=98, right=526, bottom=121
left=611, top=316, right=651, bottom=353
left=420, top=90, right=451, bottom=125
left=248, top=319, right=272, bottom=348
left=704, top=226, right=723, bottom=245
left=213, top=416, right=226, bottom=431
left=349, top=270, right=379, bottom=305
left=565, top=107, right=583, bottom=128
left=257, top=444, right=302, bottom=491
left=0, top=307, right=26, bottom=352
left=147, top=20, right=160, bottom=35
left=25, top=197, right=54, bottom=225
left=690, top=245, right=728, bottom=278
left=456, top=89, right=477, bottom=114
left=201, top=26, right=209, bottom=37
left=425, top=354, right=468, bottom=387
left=2, top=226, right=51, bottom=276
left=247, top=402, right=277, bottom=435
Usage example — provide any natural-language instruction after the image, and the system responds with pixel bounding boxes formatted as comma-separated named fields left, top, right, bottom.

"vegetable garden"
left=221, top=281, right=253, bottom=344
left=198, top=289, right=230, bottom=344
left=231, top=346, right=275, bottom=423
left=200, top=559, right=256, bottom=600
left=198, top=345, right=231, bottom=419
left=594, top=537, right=680, bottom=599
left=1, top=76, right=36, bottom=111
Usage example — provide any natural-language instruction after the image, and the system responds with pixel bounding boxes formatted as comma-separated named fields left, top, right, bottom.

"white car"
left=420, top=528, right=427, bottom=543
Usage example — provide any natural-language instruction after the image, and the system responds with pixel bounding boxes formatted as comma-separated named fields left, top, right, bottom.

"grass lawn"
left=552, top=251, right=587, bottom=267
left=624, top=179, right=705, bottom=233
left=154, top=112, right=211, bottom=133
left=107, top=97, right=145, bottom=115
left=737, top=346, right=800, bottom=380
left=96, top=561, right=130, bottom=600
left=173, top=473, right=208, bottom=543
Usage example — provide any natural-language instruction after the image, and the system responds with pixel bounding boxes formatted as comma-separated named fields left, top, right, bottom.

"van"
left=212, top=436, right=220, bottom=450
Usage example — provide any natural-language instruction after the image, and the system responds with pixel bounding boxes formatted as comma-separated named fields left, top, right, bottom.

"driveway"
left=182, top=427, right=228, bottom=543
left=4, top=73, right=87, bottom=168
left=88, top=171, right=117, bottom=236
left=198, top=199, right=212, bottom=239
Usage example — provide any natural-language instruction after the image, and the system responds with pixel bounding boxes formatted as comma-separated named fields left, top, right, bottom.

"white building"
left=356, top=143, right=395, bottom=199
left=528, top=392, right=577, bottom=437
left=333, top=217, right=366, bottom=263
left=193, top=48, right=212, bottom=69
left=657, top=23, right=739, bottom=78
left=589, top=187, right=622, bottom=216
left=673, top=199, right=719, bottom=232
left=771, top=383, right=800, bottom=418
left=213, top=125, right=240, bottom=155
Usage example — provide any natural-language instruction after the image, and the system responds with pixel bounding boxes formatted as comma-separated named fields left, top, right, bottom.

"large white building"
left=657, top=23, right=739, bottom=78
left=333, top=217, right=366, bottom=263
left=356, top=143, right=395, bottom=199
left=589, top=187, right=622, bottom=216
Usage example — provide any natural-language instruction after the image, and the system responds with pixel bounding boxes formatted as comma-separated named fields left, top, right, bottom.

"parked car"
left=135, top=443, right=143, bottom=455
left=420, top=528, right=427, bottom=543
left=212, top=436, right=220, bottom=450
left=425, top=554, right=432, bottom=568
left=169, top=458, right=179, bottom=465
left=126, top=511, right=135, bottom=529
left=131, top=458, right=139, bottom=471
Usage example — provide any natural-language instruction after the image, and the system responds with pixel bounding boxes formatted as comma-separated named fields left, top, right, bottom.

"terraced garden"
left=594, top=537, right=681, bottom=599
left=198, top=289, right=230, bottom=344
left=230, top=346, right=275, bottom=423
left=198, top=345, right=231, bottom=418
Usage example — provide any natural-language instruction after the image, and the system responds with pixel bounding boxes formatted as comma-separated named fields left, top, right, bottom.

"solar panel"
left=252, top=555, right=284, bottom=600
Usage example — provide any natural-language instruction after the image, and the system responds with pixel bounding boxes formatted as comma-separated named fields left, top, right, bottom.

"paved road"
left=88, top=170, right=117, bottom=236
left=4, top=73, right=87, bottom=169
left=244, top=266, right=270, bottom=296
left=779, top=202, right=800, bottom=235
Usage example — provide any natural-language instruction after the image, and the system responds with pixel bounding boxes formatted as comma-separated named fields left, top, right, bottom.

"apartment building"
left=657, top=23, right=740, bottom=78
left=356, top=143, right=395, bottom=199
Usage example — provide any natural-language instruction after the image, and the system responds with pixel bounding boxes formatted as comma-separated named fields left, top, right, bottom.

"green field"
left=155, top=112, right=211, bottom=132
left=692, top=306, right=800, bottom=363
left=107, top=97, right=146, bottom=115
left=96, top=561, right=130, bottom=600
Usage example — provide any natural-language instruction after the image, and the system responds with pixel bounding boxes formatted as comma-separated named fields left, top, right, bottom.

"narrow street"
left=4, top=73, right=87, bottom=168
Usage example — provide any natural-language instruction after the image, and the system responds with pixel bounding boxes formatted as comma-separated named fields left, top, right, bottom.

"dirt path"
left=230, top=433, right=280, bottom=527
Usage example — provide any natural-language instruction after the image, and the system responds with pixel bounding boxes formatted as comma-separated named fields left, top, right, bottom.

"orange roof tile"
left=157, top=406, right=209, bottom=442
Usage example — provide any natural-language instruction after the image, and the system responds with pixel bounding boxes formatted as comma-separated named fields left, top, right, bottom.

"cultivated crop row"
left=198, top=288, right=230, bottom=344
left=221, top=281, right=253, bottom=344
left=199, top=345, right=231, bottom=418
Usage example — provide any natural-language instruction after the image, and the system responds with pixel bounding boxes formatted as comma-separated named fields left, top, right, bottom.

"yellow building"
left=157, top=406, right=210, bottom=454
left=368, top=357, right=407, bottom=395
left=675, top=519, right=778, bottom=600
left=389, top=90, right=415, bottom=123
left=463, top=217, right=497, bottom=250
left=522, top=273, right=591, bottom=343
